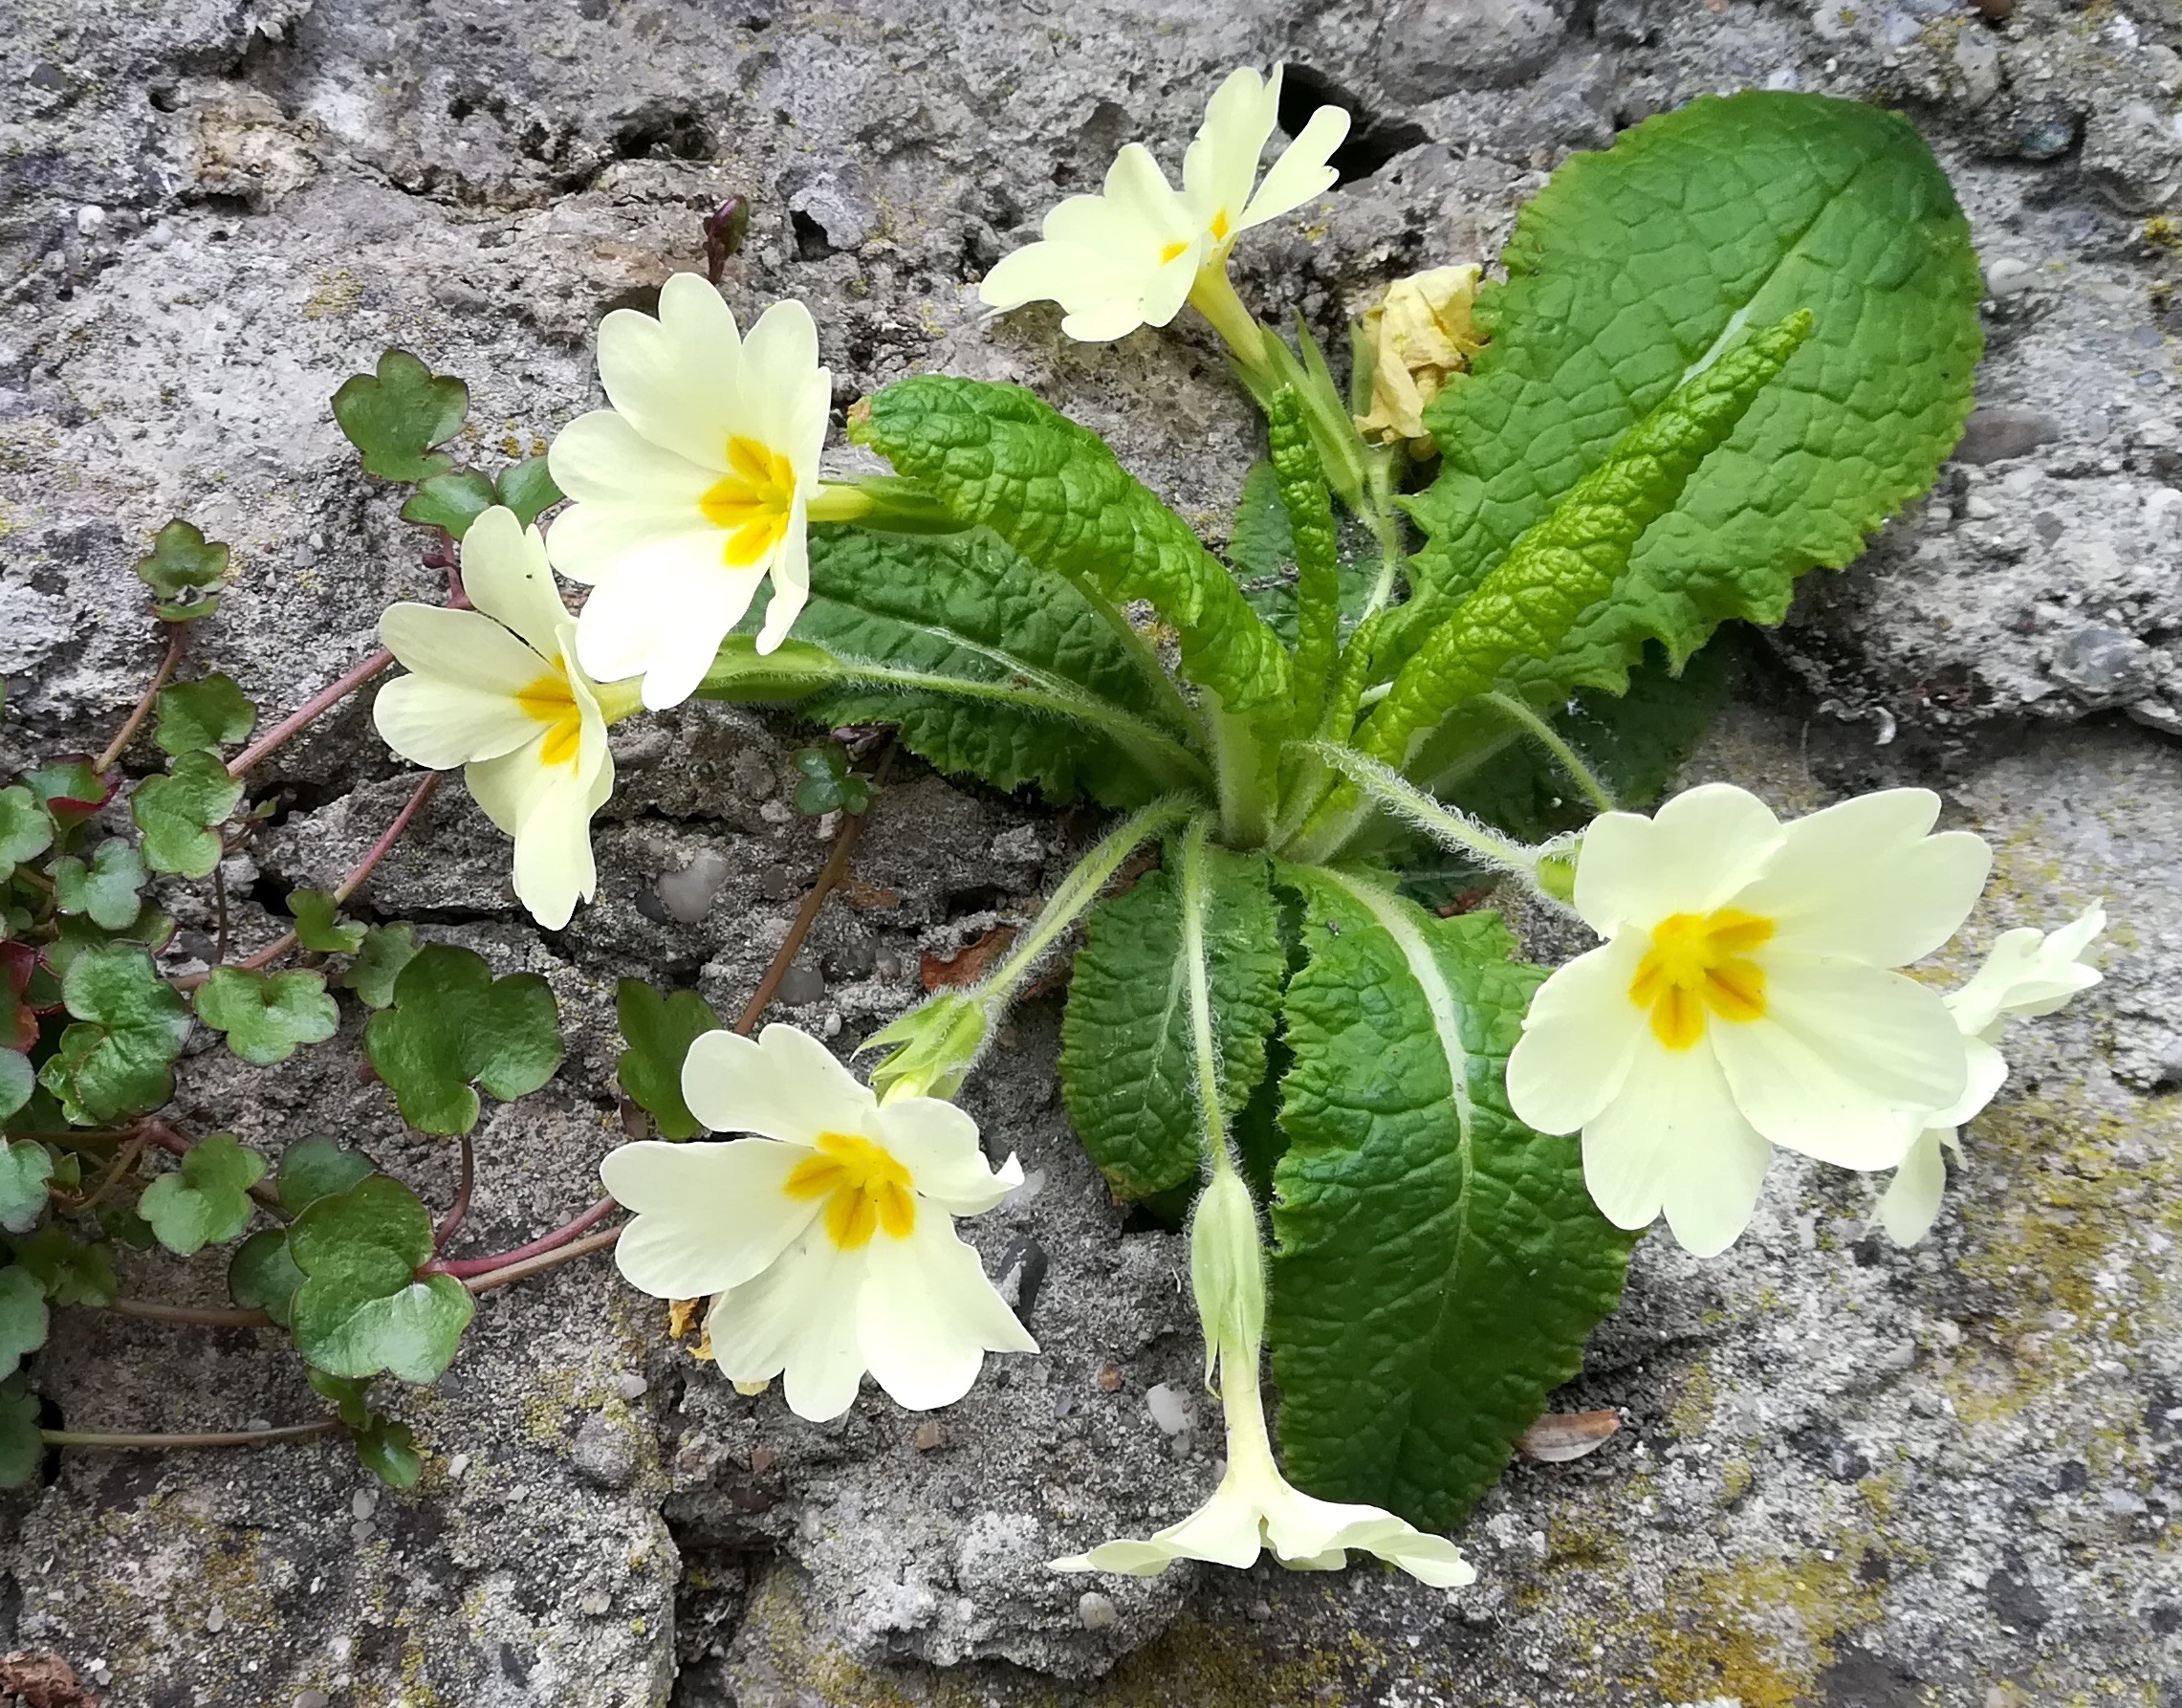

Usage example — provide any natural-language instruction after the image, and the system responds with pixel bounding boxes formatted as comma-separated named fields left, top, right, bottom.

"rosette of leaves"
left=696, top=94, right=1979, bottom=1527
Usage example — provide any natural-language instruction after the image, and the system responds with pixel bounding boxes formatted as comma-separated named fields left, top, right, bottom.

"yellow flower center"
left=698, top=435, right=797, bottom=567
left=515, top=670, right=583, bottom=768
left=1627, top=909, right=1774, bottom=1050
left=783, top=1130, right=916, bottom=1250
left=1208, top=208, right=1232, bottom=242
left=1158, top=239, right=1191, bottom=264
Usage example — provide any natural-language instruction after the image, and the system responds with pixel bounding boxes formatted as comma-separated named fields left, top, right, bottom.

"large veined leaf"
left=1404, top=91, right=1980, bottom=700
left=854, top=377, right=1291, bottom=717
left=703, top=528, right=1206, bottom=807
left=1058, top=843, right=1286, bottom=1200
left=1268, top=866, right=1630, bottom=1529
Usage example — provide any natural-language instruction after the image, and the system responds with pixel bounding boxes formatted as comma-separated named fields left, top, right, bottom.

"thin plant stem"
left=42, top=1419, right=338, bottom=1450
left=435, top=1193, right=619, bottom=1279
left=74, top=1135, right=149, bottom=1215
left=1481, top=691, right=1616, bottom=814
left=96, top=624, right=186, bottom=772
left=226, top=647, right=394, bottom=778
left=1175, top=819, right=1230, bottom=1168
left=212, top=863, right=230, bottom=965
left=135, top=1118, right=284, bottom=1214
left=434, top=1133, right=474, bottom=1255
left=460, top=1227, right=623, bottom=1296
left=109, top=1298, right=273, bottom=1328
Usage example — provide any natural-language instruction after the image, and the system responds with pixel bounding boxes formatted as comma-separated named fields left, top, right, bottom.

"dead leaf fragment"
left=920, top=927, right=1017, bottom=991
left=1516, top=1409, right=1621, bottom=1464
left=0, top=1651, right=100, bottom=1708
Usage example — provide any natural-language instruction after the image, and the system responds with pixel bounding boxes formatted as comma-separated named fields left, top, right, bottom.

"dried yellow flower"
left=1353, top=264, right=1486, bottom=455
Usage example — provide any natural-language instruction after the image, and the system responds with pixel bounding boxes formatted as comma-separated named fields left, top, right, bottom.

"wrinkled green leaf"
left=363, top=945, right=561, bottom=1134
left=495, top=457, right=563, bottom=527
left=229, top=1228, right=303, bottom=1326
left=1058, top=845, right=1285, bottom=1199
left=333, top=349, right=469, bottom=483
left=0, top=786, right=54, bottom=867
left=1266, top=386, right=1341, bottom=733
left=615, top=981, right=722, bottom=1142
left=11, top=1228, right=117, bottom=1307
left=1268, top=867, right=1629, bottom=1529
left=790, top=745, right=870, bottom=816
left=344, top=923, right=419, bottom=1009
left=39, top=945, right=190, bottom=1124
left=400, top=470, right=496, bottom=537
left=0, top=1142, right=52, bottom=1234
left=1226, top=461, right=1295, bottom=580
left=139, top=1132, right=267, bottom=1256
left=195, top=967, right=339, bottom=1066
left=1405, top=91, right=1980, bottom=704
left=132, top=752, right=244, bottom=878
left=288, top=889, right=367, bottom=953
left=50, top=838, right=147, bottom=931
left=133, top=519, right=229, bottom=620
left=277, top=1136, right=378, bottom=1215
left=857, top=377, right=1291, bottom=716
left=0, top=1376, right=42, bottom=1487
left=154, top=674, right=256, bottom=756
left=0, top=1267, right=47, bottom=1380
left=289, top=1175, right=473, bottom=1382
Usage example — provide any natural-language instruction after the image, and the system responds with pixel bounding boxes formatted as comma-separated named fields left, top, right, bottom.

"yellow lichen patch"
left=1669, top=1360, right=1717, bottom=1440
left=1641, top=1547, right=1887, bottom=1708
left=303, top=270, right=363, bottom=318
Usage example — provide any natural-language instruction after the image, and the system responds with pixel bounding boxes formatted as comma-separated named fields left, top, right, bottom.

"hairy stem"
left=1481, top=691, right=1616, bottom=814
left=96, top=624, right=186, bottom=773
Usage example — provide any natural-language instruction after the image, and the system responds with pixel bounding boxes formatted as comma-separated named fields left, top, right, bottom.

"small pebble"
left=655, top=847, right=732, bottom=923
left=294, top=1694, right=330, bottom=1708
left=1953, top=405, right=2061, bottom=466
left=751, top=1444, right=779, bottom=1474
left=573, top=1412, right=638, bottom=1490
left=351, top=1488, right=378, bottom=1521
left=1247, top=1599, right=1273, bottom=1622
left=914, top=1418, right=945, bottom=1451
left=579, top=1590, right=611, bottom=1617
left=616, top=1372, right=650, bottom=1401
left=1097, top=1365, right=1124, bottom=1393
left=351, top=1521, right=375, bottom=1544
left=1077, top=1590, right=1119, bottom=1631
left=206, top=1605, right=227, bottom=1633
left=1146, top=1384, right=1194, bottom=1435
left=447, top=1454, right=470, bottom=1479
left=776, top=961, right=826, bottom=1006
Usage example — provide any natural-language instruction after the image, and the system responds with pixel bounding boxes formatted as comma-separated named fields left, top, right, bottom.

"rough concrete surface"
left=4, top=0, right=2182, bottom=1702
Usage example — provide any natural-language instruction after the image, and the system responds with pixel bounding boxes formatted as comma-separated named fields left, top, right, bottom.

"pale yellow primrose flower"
left=978, top=65, right=1350, bottom=346
left=600, top=1023, right=1036, bottom=1421
left=1354, top=264, right=1486, bottom=452
left=373, top=506, right=635, bottom=931
left=546, top=273, right=832, bottom=711
left=1878, top=903, right=2105, bottom=1246
left=1506, top=783, right=1994, bottom=1258
left=1053, top=1172, right=1474, bottom=1587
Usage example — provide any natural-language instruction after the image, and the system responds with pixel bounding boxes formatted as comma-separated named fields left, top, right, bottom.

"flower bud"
left=862, top=991, right=989, bottom=1103
left=1189, top=1168, right=1266, bottom=1385
left=1354, top=264, right=1485, bottom=456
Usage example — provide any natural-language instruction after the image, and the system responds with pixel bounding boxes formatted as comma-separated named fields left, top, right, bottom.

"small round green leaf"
left=10, top=1228, right=117, bottom=1307
left=0, top=786, right=55, bottom=867
left=154, top=675, right=257, bottom=757
left=229, top=1229, right=303, bottom=1327
left=0, top=1054, right=32, bottom=1125
left=613, top=980, right=722, bottom=1142
left=0, top=1376, right=43, bottom=1487
left=22, top=759, right=113, bottom=832
left=355, top=1416, right=423, bottom=1489
left=138, top=1133, right=267, bottom=1256
left=362, top=945, right=561, bottom=1135
left=343, top=923, right=419, bottom=1010
left=400, top=471, right=496, bottom=537
left=289, top=1176, right=473, bottom=1383
left=288, top=889, right=366, bottom=953
left=41, top=945, right=190, bottom=1124
left=276, top=1137, right=377, bottom=1216
left=133, top=520, right=230, bottom=620
left=50, top=838, right=147, bottom=931
left=132, top=752, right=245, bottom=878
left=493, top=457, right=564, bottom=527
left=332, top=350, right=469, bottom=483
left=194, top=968, right=338, bottom=1066
left=0, top=1267, right=49, bottom=1379
left=0, top=1142, right=52, bottom=1234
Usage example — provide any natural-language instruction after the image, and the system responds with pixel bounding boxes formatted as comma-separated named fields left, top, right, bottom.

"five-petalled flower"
left=1878, top=903, right=2105, bottom=1246
left=978, top=65, right=1350, bottom=350
left=1506, top=783, right=1995, bottom=1257
left=547, top=273, right=832, bottom=711
left=600, top=1022, right=1036, bottom=1421
left=373, top=506, right=635, bottom=931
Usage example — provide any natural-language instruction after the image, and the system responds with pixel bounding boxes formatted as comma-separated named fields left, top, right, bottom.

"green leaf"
left=1267, top=866, right=1630, bottom=1529
left=44, top=903, right=177, bottom=976
left=50, top=838, right=147, bottom=931
left=288, top=889, right=367, bottom=953
left=790, top=745, right=870, bottom=816
left=133, top=520, right=230, bottom=620
left=277, top=1136, right=378, bottom=1215
left=615, top=981, right=723, bottom=1142
left=0, top=1142, right=52, bottom=1234
left=154, top=675, right=257, bottom=756
left=363, top=945, right=562, bottom=1135
left=1266, top=387, right=1342, bottom=734
left=132, top=751, right=244, bottom=878
left=856, top=377, right=1291, bottom=716
left=400, top=471, right=496, bottom=537
left=22, top=759, right=112, bottom=833
left=1058, top=844, right=1285, bottom=1199
left=0, top=1055, right=32, bottom=1124
left=11, top=1228, right=116, bottom=1306
left=355, top=1416, right=423, bottom=1488
left=0, top=1267, right=48, bottom=1379
left=289, top=1175, right=474, bottom=1382
left=495, top=457, right=564, bottom=526
left=344, top=923, right=419, bottom=1009
left=0, top=786, right=55, bottom=866
left=333, top=349, right=469, bottom=483
left=0, top=1376, right=42, bottom=1487
left=1226, top=461, right=1295, bottom=580
left=703, top=527, right=1201, bottom=807
left=1406, top=91, right=1980, bottom=700
left=229, top=1229, right=303, bottom=1326
left=194, top=967, right=339, bottom=1065
left=306, top=1367, right=373, bottom=1428
left=40, top=945, right=190, bottom=1124
left=139, top=1133, right=267, bottom=1256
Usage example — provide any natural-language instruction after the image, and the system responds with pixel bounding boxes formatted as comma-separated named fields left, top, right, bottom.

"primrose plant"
left=0, top=74, right=2106, bottom=1591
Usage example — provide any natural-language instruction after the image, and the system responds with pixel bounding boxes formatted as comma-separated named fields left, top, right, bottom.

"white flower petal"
left=706, top=1227, right=869, bottom=1421
left=1573, top=782, right=1781, bottom=934
left=1504, top=935, right=1647, bottom=1135
left=1581, top=1042, right=1769, bottom=1253
left=601, top=1138, right=813, bottom=1297
left=463, top=739, right=556, bottom=839
left=1712, top=958, right=1964, bottom=1168
left=1183, top=66, right=1280, bottom=234
left=752, top=493, right=811, bottom=655
left=978, top=235, right=1116, bottom=313
left=546, top=411, right=723, bottom=550
left=739, top=299, right=828, bottom=470
left=874, top=1095, right=1017, bottom=1215
left=1877, top=1126, right=1950, bottom=1247
left=380, top=602, right=552, bottom=697
left=1050, top=1537, right=1192, bottom=1576
left=1930, top=1033, right=2008, bottom=1128
left=594, top=272, right=746, bottom=471
left=571, top=539, right=766, bottom=710
left=1142, top=1476, right=1267, bottom=1569
left=1735, top=788, right=1990, bottom=966
left=1949, top=903, right=2106, bottom=1036
left=1270, top=1492, right=1474, bottom=1588
left=458, top=507, right=570, bottom=659
left=1237, top=103, right=1352, bottom=231
left=681, top=1023, right=876, bottom=1145
left=508, top=770, right=602, bottom=929
left=374, top=668, right=540, bottom=771
left=858, top=1215, right=1036, bottom=1412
